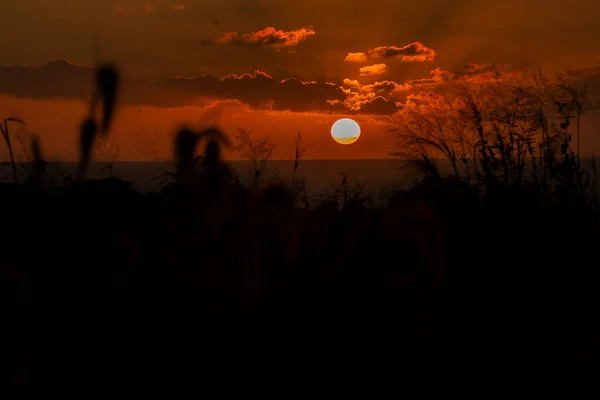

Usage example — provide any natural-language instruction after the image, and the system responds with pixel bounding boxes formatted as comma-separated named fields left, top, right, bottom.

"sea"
left=0, top=159, right=419, bottom=201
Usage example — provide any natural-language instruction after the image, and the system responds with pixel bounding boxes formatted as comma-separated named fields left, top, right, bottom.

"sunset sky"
left=1, top=0, right=600, bottom=160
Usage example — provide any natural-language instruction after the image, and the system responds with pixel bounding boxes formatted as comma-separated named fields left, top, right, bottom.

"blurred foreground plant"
left=77, top=63, right=120, bottom=180
left=0, top=118, right=26, bottom=183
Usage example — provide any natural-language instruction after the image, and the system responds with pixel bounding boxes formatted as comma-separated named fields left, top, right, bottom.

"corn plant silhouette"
left=174, top=126, right=232, bottom=185
left=0, top=117, right=26, bottom=184
left=94, top=65, right=119, bottom=134
left=174, top=127, right=201, bottom=184
left=76, top=63, right=120, bottom=181
left=27, top=135, right=46, bottom=187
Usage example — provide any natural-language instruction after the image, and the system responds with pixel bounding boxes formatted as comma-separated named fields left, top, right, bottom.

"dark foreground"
left=1, top=164, right=599, bottom=388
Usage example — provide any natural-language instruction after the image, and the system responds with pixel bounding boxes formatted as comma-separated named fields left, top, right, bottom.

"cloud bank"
left=0, top=60, right=596, bottom=117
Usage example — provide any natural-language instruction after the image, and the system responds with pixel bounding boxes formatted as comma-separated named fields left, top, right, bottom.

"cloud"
left=0, top=60, right=200, bottom=107
left=0, top=59, right=407, bottom=115
left=452, top=63, right=502, bottom=82
left=335, top=78, right=408, bottom=114
left=367, top=42, right=436, bottom=62
left=407, top=63, right=502, bottom=86
left=359, top=64, right=388, bottom=76
left=0, top=59, right=353, bottom=113
left=327, top=96, right=400, bottom=116
left=164, top=71, right=347, bottom=113
left=360, top=97, right=400, bottom=115
left=342, top=79, right=411, bottom=93
left=344, top=53, right=368, bottom=63
left=220, top=70, right=273, bottom=81
left=210, top=26, right=316, bottom=49
left=166, top=69, right=402, bottom=115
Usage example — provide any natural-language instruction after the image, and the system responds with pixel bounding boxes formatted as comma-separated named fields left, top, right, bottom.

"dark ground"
left=1, top=167, right=599, bottom=389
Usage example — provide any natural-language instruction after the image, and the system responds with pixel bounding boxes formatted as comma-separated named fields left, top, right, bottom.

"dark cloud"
left=207, top=26, right=316, bottom=49
left=406, top=63, right=503, bottom=86
left=0, top=60, right=92, bottom=99
left=0, top=60, right=196, bottom=107
left=367, top=42, right=436, bottom=62
left=162, top=72, right=346, bottom=112
left=355, top=97, right=400, bottom=115
left=0, top=60, right=349, bottom=113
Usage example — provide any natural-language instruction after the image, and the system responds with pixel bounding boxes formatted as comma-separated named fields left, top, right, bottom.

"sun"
left=331, top=118, right=361, bottom=145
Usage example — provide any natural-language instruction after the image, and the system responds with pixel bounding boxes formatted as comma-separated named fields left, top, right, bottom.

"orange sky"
left=1, top=0, right=600, bottom=160
left=0, top=95, right=395, bottom=161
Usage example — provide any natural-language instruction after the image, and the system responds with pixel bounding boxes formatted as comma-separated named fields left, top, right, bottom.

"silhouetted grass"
left=0, top=117, right=26, bottom=183
left=390, top=69, right=598, bottom=207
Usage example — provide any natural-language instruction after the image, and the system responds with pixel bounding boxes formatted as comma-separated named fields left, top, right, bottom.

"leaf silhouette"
left=95, top=64, right=119, bottom=134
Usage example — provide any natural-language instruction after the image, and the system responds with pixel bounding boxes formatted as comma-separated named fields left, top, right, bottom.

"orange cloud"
left=343, top=79, right=410, bottom=93
left=327, top=96, right=399, bottom=115
left=368, top=42, right=436, bottom=62
left=359, top=63, right=388, bottom=76
left=211, top=26, right=316, bottom=49
left=333, top=63, right=512, bottom=114
left=332, top=78, right=409, bottom=114
left=344, top=52, right=368, bottom=63
left=173, top=4, right=185, bottom=11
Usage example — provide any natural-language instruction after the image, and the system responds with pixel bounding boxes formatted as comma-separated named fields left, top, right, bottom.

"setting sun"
left=331, top=118, right=361, bottom=145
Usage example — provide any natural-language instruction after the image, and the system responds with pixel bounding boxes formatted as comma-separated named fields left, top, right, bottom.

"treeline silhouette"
left=1, top=63, right=599, bottom=388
